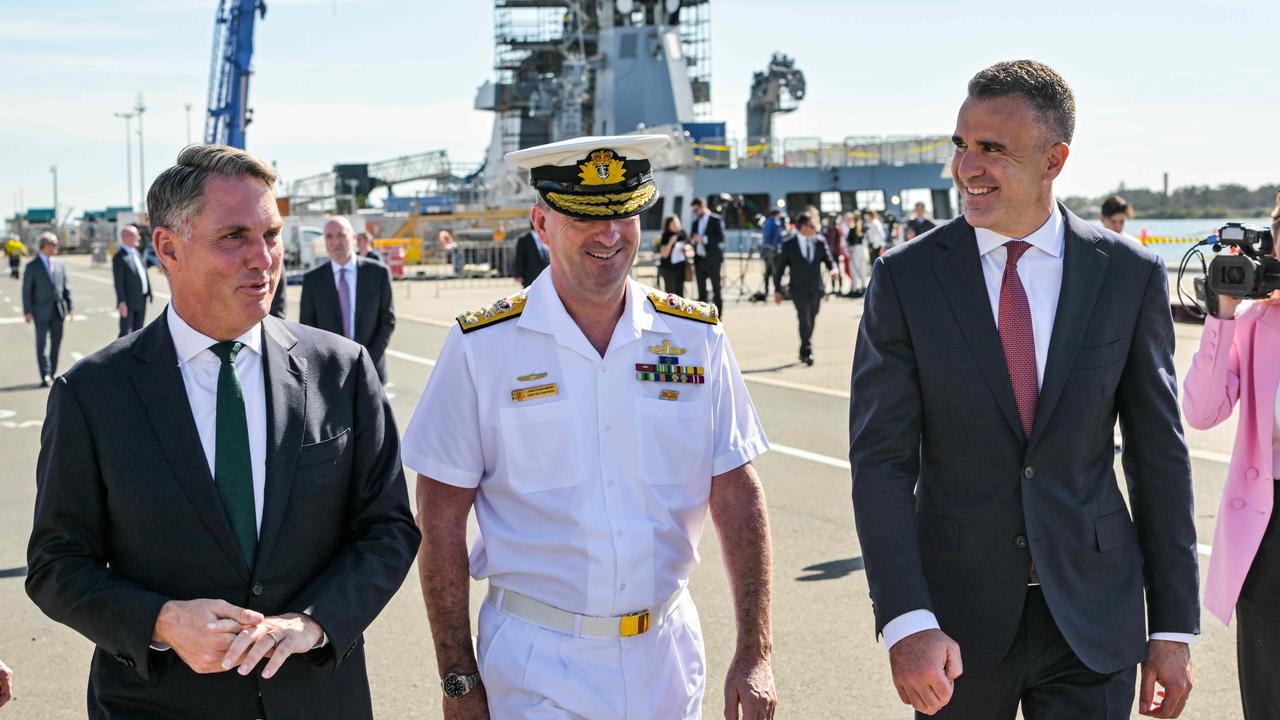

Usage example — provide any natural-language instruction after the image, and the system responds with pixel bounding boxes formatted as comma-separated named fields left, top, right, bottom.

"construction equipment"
left=746, top=52, right=806, bottom=141
left=204, top=0, right=266, bottom=148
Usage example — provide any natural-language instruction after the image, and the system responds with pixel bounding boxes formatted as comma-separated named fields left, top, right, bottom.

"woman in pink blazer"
left=1182, top=205, right=1280, bottom=718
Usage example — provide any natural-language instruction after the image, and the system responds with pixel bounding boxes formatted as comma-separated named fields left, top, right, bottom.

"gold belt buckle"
left=619, top=610, right=651, bottom=637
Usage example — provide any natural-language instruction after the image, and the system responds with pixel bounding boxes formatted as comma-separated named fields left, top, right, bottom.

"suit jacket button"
left=1232, top=498, right=1247, bottom=509
left=1022, top=466, right=1035, bottom=479
left=252, top=583, right=264, bottom=596
left=1014, top=534, right=1028, bottom=548
left=1247, top=468, right=1260, bottom=481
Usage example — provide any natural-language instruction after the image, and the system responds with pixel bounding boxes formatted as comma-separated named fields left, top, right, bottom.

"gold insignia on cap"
left=578, top=149, right=626, bottom=186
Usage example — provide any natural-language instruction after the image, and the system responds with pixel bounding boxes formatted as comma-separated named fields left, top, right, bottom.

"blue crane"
left=204, top=0, right=267, bottom=149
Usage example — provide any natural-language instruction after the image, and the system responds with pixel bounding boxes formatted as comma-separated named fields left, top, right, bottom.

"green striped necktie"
left=208, top=341, right=256, bottom=568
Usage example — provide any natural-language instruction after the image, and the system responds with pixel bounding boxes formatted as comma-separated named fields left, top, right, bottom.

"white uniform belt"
left=486, top=585, right=685, bottom=638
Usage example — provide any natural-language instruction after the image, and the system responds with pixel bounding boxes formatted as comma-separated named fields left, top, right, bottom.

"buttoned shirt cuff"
left=150, top=642, right=171, bottom=651
left=882, top=609, right=940, bottom=649
left=1149, top=632, right=1196, bottom=645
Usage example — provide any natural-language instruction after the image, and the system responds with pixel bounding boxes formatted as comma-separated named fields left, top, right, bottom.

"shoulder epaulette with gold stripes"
left=457, top=292, right=527, bottom=334
left=646, top=290, right=719, bottom=325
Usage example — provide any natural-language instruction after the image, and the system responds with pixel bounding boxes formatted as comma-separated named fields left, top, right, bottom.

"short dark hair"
left=967, top=60, right=1076, bottom=145
left=795, top=212, right=816, bottom=230
left=769, top=208, right=781, bottom=216
left=690, top=197, right=705, bottom=208
left=1101, top=194, right=1132, bottom=218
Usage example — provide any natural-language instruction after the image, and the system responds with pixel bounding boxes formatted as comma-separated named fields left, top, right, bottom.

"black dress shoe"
left=40, top=376, right=50, bottom=387
left=801, top=356, right=814, bottom=366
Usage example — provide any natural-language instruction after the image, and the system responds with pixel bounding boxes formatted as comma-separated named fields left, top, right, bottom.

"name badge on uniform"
left=511, top=383, right=558, bottom=403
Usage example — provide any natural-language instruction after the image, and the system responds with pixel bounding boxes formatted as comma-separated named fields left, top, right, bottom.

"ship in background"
left=281, top=0, right=957, bottom=255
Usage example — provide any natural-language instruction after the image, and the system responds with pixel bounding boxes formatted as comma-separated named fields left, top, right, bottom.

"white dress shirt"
left=330, top=259, right=357, bottom=340
left=128, top=246, right=149, bottom=296
left=863, top=220, right=886, bottom=250
left=882, top=204, right=1194, bottom=649
left=166, top=305, right=267, bottom=533
left=402, top=272, right=768, bottom=617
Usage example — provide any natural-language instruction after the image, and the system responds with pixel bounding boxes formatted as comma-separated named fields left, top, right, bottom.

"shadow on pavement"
left=0, top=566, right=28, bottom=579
left=741, top=362, right=800, bottom=374
left=796, top=557, right=864, bottom=582
left=0, top=383, right=43, bottom=393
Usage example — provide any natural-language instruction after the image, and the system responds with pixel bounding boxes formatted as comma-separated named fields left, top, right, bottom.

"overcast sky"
left=2, top=0, right=1277, bottom=220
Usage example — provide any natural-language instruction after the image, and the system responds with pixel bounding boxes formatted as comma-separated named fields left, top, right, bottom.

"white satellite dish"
left=617, top=0, right=634, bottom=14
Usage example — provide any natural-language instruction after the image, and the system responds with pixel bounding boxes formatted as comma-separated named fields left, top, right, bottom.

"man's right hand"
left=889, top=628, right=963, bottom=716
left=152, top=599, right=265, bottom=674
left=0, top=658, right=13, bottom=708
left=442, top=685, right=490, bottom=720
left=23, top=314, right=31, bottom=324
left=118, top=302, right=128, bottom=319
left=773, top=291, right=783, bottom=305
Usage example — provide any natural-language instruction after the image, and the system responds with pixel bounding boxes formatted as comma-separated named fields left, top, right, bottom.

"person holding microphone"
left=1182, top=195, right=1280, bottom=719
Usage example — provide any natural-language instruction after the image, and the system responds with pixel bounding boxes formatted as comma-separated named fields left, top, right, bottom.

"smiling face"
left=155, top=174, right=282, bottom=340
left=533, top=201, right=639, bottom=304
left=951, top=95, right=1069, bottom=238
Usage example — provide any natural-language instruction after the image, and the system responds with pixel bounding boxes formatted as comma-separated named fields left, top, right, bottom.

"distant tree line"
left=1062, top=183, right=1279, bottom=219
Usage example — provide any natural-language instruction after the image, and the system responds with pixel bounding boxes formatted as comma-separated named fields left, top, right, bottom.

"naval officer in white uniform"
left=405, top=135, right=777, bottom=720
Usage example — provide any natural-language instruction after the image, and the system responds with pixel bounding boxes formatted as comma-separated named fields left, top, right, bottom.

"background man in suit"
left=25, top=145, right=420, bottom=720
left=773, top=211, right=834, bottom=366
left=850, top=60, right=1199, bottom=719
left=113, top=224, right=152, bottom=336
left=299, top=217, right=396, bottom=383
left=689, top=197, right=725, bottom=315
left=22, top=231, right=72, bottom=386
left=355, top=231, right=383, bottom=264
left=268, top=279, right=286, bottom=320
left=509, top=222, right=548, bottom=288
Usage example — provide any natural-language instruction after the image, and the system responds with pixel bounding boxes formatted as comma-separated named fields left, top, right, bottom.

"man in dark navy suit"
left=773, top=211, right=834, bottom=365
left=850, top=60, right=1198, bottom=719
left=113, top=224, right=152, bottom=336
left=27, top=145, right=419, bottom=720
left=22, top=231, right=72, bottom=386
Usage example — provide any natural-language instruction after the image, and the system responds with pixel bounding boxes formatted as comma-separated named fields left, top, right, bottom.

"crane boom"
left=204, top=0, right=266, bottom=149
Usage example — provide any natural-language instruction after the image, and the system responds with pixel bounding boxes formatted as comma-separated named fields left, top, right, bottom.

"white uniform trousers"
left=477, top=590, right=706, bottom=719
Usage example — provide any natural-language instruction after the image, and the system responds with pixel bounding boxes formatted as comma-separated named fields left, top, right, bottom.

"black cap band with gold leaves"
left=505, top=134, right=670, bottom=221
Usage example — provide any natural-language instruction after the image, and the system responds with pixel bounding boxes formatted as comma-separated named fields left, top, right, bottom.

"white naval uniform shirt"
left=402, top=272, right=769, bottom=617
left=882, top=204, right=1195, bottom=649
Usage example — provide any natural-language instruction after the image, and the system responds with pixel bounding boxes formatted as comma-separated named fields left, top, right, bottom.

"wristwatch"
left=441, top=670, right=482, bottom=698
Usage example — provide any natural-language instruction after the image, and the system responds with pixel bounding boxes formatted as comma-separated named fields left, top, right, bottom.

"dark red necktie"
left=999, top=240, right=1038, bottom=439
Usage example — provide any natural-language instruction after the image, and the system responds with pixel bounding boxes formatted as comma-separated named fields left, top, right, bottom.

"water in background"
left=1115, top=217, right=1272, bottom=266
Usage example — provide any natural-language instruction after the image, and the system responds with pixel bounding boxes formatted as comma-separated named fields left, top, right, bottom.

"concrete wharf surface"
left=0, top=255, right=1244, bottom=718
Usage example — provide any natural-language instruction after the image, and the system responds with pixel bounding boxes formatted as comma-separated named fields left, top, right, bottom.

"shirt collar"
left=166, top=303, right=262, bottom=365
left=975, top=203, right=1064, bottom=258
left=331, top=258, right=354, bottom=276
left=517, top=271, right=668, bottom=341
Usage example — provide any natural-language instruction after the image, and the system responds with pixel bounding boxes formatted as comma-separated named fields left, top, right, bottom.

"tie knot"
left=1004, top=240, right=1033, bottom=265
left=209, top=341, right=244, bottom=364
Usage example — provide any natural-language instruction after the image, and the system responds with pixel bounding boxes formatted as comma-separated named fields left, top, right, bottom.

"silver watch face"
left=442, top=672, right=474, bottom=698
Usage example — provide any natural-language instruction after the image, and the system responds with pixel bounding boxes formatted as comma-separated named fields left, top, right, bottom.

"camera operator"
left=1182, top=194, right=1280, bottom=719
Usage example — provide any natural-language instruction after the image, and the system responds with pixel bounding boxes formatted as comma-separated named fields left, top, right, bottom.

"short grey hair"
left=967, top=60, right=1076, bottom=145
left=148, top=145, right=276, bottom=238
left=38, top=231, right=58, bottom=249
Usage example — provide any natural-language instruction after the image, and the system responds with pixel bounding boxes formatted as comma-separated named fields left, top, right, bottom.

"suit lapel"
left=1027, top=210, right=1109, bottom=451
left=931, top=221, right=1024, bottom=441
left=130, top=311, right=250, bottom=579
left=253, top=317, right=306, bottom=571
left=321, top=264, right=345, bottom=332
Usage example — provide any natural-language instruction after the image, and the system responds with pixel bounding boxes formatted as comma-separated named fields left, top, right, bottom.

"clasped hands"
left=152, top=598, right=324, bottom=679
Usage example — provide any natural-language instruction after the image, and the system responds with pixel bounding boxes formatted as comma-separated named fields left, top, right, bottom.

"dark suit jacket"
left=298, top=258, right=395, bottom=381
left=22, top=255, right=71, bottom=321
left=112, top=247, right=152, bottom=311
left=26, top=312, right=420, bottom=720
left=774, top=234, right=834, bottom=298
left=849, top=206, right=1199, bottom=675
left=510, top=231, right=548, bottom=288
left=692, top=212, right=724, bottom=262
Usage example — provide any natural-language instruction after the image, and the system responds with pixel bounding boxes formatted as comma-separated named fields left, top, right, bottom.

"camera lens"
left=1226, top=267, right=1247, bottom=284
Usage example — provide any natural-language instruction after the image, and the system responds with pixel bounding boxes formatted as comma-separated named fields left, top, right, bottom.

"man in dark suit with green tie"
left=26, top=145, right=420, bottom=719
left=22, top=231, right=73, bottom=386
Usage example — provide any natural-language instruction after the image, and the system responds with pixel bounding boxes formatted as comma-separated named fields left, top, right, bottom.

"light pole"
left=49, top=165, right=58, bottom=229
left=184, top=102, right=193, bottom=145
left=135, top=92, right=147, bottom=213
left=113, top=111, right=135, bottom=209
